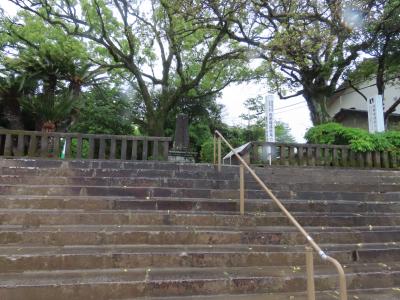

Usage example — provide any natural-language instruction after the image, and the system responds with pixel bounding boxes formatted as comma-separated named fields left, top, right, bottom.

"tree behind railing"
left=251, top=141, right=399, bottom=169
left=0, top=129, right=172, bottom=161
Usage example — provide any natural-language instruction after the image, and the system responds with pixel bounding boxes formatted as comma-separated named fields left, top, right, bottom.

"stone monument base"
left=168, top=149, right=196, bottom=163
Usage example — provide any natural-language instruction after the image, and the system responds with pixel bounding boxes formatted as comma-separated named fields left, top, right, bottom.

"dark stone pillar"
left=168, top=114, right=196, bottom=163
left=174, top=114, right=189, bottom=151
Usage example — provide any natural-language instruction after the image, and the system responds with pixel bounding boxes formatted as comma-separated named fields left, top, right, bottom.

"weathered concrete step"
left=0, top=184, right=291, bottom=199
left=1, top=175, right=398, bottom=193
left=1, top=196, right=399, bottom=214
left=0, top=184, right=394, bottom=202
left=3, top=165, right=400, bottom=188
left=0, top=264, right=399, bottom=300
left=123, top=288, right=400, bottom=300
left=1, top=225, right=399, bottom=246
left=2, top=209, right=400, bottom=227
left=1, top=243, right=399, bottom=273
left=3, top=158, right=400, bottom=180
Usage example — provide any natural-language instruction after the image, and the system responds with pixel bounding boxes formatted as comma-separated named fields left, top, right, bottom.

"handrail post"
left=305, top=246, right=316, bottom=300
left=239, top=164, right=245, bottom=215
left=325, top=256, right=348, bottom=300
left=217, top=137, right=221, bottom=172
left=213, top=135, right=216, bottom=164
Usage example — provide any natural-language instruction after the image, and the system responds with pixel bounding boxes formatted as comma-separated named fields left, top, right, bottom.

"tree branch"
left=347, top=80, right=368, bottom=102
left=385, top=96, right=400, bottom=119
left=278, top=90, right=304, bottom=100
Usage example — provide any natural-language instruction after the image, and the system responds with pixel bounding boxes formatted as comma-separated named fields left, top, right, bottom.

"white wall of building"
left=327, top=78, right=400, bottom=117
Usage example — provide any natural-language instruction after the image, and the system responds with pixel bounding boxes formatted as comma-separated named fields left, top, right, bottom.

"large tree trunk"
left=69, top=80, right=82, bottom=99
left=303, top=90, right=333, bottom=125
left=146, top=114, right=166, bottom=137
left=2, top=94, right=23, bottom=130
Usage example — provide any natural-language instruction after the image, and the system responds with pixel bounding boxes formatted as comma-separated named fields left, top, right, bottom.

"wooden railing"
left=0, top=129, right=172, bottom=161
left=251, top=141, right=399, bottom=169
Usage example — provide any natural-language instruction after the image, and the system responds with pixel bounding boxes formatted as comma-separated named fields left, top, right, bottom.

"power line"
left=275, top=101, right=305, bottom=111
left=275, top=105, right=308, bottom=114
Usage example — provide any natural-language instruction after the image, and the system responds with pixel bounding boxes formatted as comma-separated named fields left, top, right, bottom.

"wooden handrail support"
left=214, top=130, right=348, bottom=300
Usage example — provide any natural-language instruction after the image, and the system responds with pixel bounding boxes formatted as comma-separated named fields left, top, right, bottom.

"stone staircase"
left=0, top=158, right=399, bottom=299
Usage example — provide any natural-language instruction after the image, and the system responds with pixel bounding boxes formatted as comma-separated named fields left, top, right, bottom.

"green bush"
left=200, top=138, right=214, bottom=163
left=305, top=123, right=400, bottom=152
left=70, top=138, right=90, bottom=158
left=382, top=130, right=400, bottom=148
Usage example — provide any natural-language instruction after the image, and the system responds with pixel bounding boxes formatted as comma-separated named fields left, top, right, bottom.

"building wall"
left=339, top=113, right=400, bottom=130
left=327, top=78, right=400, bottom=117
left=340, top=114, right=369, bottom=130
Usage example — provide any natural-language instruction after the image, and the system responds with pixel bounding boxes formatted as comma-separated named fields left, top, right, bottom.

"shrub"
left=200, top=138, right=214, bottom=163
left=70, top=138, right=90, bottom=158
left=305, top=123, right=400, bottom=152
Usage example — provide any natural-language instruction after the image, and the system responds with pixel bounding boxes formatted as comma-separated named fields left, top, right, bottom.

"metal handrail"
left=213, top=130, right=348, bottom=300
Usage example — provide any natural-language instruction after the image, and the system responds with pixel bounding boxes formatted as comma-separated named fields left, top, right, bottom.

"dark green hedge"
left=305, top=123, right=400, bottom=152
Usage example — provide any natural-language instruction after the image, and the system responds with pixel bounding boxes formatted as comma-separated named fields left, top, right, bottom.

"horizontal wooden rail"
left=0, top=129, right=172, bottom=161
left=251, top=141, right=398, bottom=169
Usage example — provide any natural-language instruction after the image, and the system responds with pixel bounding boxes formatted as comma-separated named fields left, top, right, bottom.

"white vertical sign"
left=265, top=94, right=275, bottom=142
left=265, top=94, right=275, bottom=166
left=368, top=95, right=385, bottom=133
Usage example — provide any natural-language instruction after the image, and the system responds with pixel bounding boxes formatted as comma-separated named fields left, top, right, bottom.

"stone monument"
left=168, top=114, right=196, bottom=162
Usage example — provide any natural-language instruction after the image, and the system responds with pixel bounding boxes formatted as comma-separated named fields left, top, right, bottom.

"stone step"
left=0, top=196, right=399, bottom=213
left=0, top=175, right=399, bottom=193
left=0, top=184, right=283, bottom=199
left=0, top=243, right=399, bottom=273
left=2, top=209, right=400, bottom=227
left=0, top=184, right=393, bottom=202
left=0, top=264, right=399, bottom=300
left=3, top=158, right=400, bottom=177
left=119, top=288, right=400, bottom=300
left=0, top=225, right=399, bottom=246
left=2, top=164, right=400, bottom=186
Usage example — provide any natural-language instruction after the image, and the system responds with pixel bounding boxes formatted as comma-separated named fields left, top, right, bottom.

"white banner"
left=265, top=94, right=275, bottom=142
left=368, top=95, right=385, bottom=133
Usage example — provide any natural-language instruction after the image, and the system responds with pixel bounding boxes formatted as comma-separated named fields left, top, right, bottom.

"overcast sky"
left=0, top=1, right=312, bottom=142
left=221, top=83, right=311, bottom=142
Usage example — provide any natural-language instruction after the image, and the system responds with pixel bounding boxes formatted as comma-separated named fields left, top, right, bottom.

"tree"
left=239, top=95, right=295, bottom=143
left=70, top=85, right=134, bottom=135
left=205, top=0, right=399, bottom=125
left=0, top=72, right=35, bottom=129
left=0, top=12, right=107, bottom=131
left=346, top=0, right=400, bottom=125
left=9, top=0, right=253, bottom=136
left=21, top=91, right=76, bottom=132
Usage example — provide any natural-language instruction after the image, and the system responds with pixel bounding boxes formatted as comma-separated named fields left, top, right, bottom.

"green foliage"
left=70, top=86, right=133, bottom=135
left=275, top=122, right=296, bottom=143
left=239, top=96, right=264, bottom=124
left=0, top=12, right=104, bottom=131
left=70, top=138, right=90, bottom=158
left=200, top=138, right=214, bottom=163
left=382, top=130, right=400, bottom=148
left=189, top=122, right=213, bottom=152
left=198, top=121, right=295, bottom=163
left=305, top=123, right=400, bottom=152
left=239, top=94, right=295, bottom=143
left=8, top=0, right=254, bottom=135
left=21, top=92, right=76, bottom=125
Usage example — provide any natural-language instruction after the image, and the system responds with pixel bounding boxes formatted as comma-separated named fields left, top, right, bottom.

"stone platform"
left=0, top=158, right=399, bottom=299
